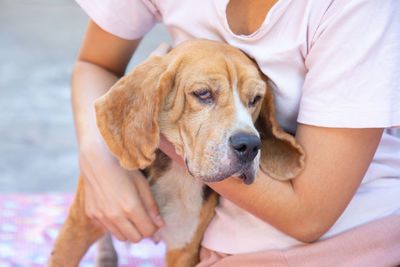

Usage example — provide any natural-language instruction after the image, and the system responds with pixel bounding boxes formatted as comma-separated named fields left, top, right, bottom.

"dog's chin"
left=187, top=163, right=257, bottom=185
left=237, top=168, right=256, bottom=185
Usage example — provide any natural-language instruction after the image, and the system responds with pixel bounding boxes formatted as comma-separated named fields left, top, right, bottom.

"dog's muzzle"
left=185, top=132, right=261, bottom=185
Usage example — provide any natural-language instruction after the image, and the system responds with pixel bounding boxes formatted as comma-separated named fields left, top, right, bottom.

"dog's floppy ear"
left=95, top=54, right=178, bottom=170
left=256, top=87, right=305, bottom=180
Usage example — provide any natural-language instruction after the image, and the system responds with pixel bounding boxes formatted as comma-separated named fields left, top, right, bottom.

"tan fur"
left=165, top=191, right=219, bottom=267
left=94, top=56, right=171, bottom=170
left=49, top=177, right=105, bottom=267
left=95, top=39, right=271, bottom=181
left=256, top=88, right=306, bottom=180
left=49, top=39, right=305, bottom=267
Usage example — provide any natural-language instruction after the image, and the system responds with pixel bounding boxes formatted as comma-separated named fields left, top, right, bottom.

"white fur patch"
left=232, top=88, right=259, bottom=136
left=151, top=161, right=204, bottom=249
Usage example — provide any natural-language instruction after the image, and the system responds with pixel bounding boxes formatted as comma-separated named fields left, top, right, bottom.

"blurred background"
left=0, top=0, right=172, bottom=193
left=1, top=0, right=399, bottom=265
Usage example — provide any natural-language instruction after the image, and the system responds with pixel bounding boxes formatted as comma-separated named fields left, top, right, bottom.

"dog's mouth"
left=186, top=158, right=256, bottom=185
left=238, top=168, right=256, bottom=185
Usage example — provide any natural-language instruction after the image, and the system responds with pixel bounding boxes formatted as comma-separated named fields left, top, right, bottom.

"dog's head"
left=95, top=39, right=305, bottom=184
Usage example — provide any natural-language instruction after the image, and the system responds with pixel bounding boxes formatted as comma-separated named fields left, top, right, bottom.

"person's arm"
left=160, top=125, right=383, bottom=242
left=209, top=125, right=383, bottom=242
left=72, top=20, right=164, bottom=242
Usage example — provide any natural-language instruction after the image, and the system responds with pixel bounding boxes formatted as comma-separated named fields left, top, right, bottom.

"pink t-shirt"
left=77, top=0, right=400, bottom=253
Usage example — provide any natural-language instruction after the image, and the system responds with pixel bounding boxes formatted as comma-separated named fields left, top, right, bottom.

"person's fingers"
left=85, top=184, right=144, bottom=242
left=120, top=183, right=160, bottom=238
left=134, top=174, right=165, bottom=228
left=102, top=215, right=143, bottom=243
left=81, top=171, right=137, bottom=242
left=82, top=185, right=126, bottom=241
left=93, top=216, right=127, bottom=242
left=80, top=154, right=162, bottom=242
left=88, top=198, right=145, bottom=243
left=149, top=42, right=172, bottom=58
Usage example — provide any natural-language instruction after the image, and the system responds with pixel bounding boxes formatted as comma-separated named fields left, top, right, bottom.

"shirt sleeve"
left=298, top=0, right=400, bottom=128
left=76, top=0, right=160, bottom=40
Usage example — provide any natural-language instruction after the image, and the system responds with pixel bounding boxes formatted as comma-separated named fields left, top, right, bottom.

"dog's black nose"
left=229, top=133, right=261, bottom=163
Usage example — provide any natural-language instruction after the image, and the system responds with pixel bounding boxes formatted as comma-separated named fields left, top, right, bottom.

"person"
left=72, top=0, right=400, bottom=265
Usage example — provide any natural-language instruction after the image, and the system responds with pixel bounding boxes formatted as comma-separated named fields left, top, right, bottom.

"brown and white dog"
left=48, top=39, right=305, bottom=267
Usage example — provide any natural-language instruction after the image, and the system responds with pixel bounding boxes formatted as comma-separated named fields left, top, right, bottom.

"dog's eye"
left=193, top=89, right=213, bottom=103
left=248, top=95, right=262, bottom=107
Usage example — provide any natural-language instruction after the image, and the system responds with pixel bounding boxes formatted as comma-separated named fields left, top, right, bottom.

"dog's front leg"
left=48, top=176, right=105, bottom=267
left=165, top=191, right=219, bottom=267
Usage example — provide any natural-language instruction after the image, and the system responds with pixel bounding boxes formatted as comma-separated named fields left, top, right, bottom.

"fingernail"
left=153, top=214, right=165, bottom=227
left=152, top=234, right=161, bottom=244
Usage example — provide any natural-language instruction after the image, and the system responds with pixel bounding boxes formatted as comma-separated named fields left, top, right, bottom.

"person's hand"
left=79, top=136, right=165, bottom=242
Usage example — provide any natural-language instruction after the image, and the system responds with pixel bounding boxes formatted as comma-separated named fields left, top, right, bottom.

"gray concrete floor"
left=0, top=0, right=172, bottom=192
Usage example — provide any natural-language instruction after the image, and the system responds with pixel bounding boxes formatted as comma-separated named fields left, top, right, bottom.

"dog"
left=48, top=39, right=305, bottom=267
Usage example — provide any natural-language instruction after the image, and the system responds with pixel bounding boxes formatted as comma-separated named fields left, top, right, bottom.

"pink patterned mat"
left=0, top=194, right=165, bottom=266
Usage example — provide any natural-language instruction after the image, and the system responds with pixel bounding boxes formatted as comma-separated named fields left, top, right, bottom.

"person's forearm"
left=207, top=126, right=382, bottom=243
left=71, top=61, right=120, bottom=148
left=207, top=173, right=314, bottom=241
